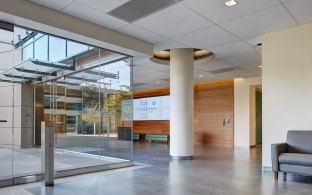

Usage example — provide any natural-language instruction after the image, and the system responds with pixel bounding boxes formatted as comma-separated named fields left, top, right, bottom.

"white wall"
left=262, top=22, right=312, bottom=168
left=0, top=42, right=15, bottom=145
left=234, top=77, right=261, bottom=148
left=0, top=42, right=33, bottom=147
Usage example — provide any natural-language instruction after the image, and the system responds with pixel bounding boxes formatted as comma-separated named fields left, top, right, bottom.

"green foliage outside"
left=81, top=84, right=132, bottom=131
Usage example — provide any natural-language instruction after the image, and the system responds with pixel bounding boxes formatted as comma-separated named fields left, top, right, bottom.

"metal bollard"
left=41, top=121, right=54, bottom=186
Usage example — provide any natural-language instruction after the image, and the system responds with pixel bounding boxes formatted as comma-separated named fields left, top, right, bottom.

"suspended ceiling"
left=2, top=0, right=312, bottom=90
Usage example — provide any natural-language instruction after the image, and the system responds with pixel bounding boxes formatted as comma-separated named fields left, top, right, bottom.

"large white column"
left=170, top=48, right=194, bottom=160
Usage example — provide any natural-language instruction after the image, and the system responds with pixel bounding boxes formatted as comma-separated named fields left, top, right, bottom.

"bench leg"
left=274, top=172, right=278, bottom=181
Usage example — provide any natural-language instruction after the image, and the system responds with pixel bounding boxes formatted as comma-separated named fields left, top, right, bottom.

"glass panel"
left=80, top=69, right=101, bottom=162
left=49, top=36, right=66, bottom=62
left=67, top=41, right=88, bottom=57
left=0, top=24, right=132, bottom=187
left=34, top=35, right=48, bottom=61
left=53, top=73, right=101, bottom=170
left=100, top=56, right=133, bottom=162
left=22, top=39, right=33, bottom=61
left=13, top=84, right=41, bottom=178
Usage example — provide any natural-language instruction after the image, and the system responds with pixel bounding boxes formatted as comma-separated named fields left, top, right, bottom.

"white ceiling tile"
left=133, top=75, right=153, bottom=83
left=280, top=0, right=296, bottom=3
left=244, top=36, right=263, bottom=52
left=209, top=41, right=254, bottom=59
left=195, top=59, right=234, bottom=71
left=144, top=79, right=169, bottom=85
left=182, top=0, right=281, bottom=23
left=133, top=56, right=150, bottom=65
left=220, top=5, right=297, bottom=39
left=285, top=0, right=312, bottom=24
left=154, top=40, right=186, bottom=51
left=222, top=52, right=261, bottom=66
left=134, top=4, right=213, bottom=38
left=63, top=2, right=128, bottom=30
left=174, top=25, right=239, bottom=48
left=244, top=36, right=262, bottom=46
left=139, top=70, right=169, bottom=80
left=133, top=66, right=158, bottom=75
left=236, top=63, right=262, bottom=74
left=141, top=62, right=170, bottom=72
left=218, top=69, right=256, bottom=78
left=194, top=69, right=223, bottom=80
left=117, top=24, right=166, bottom=44
left=30, top=0, right=74, bottom=11
left=134, top=67, right=170, bottom=81
left=76, top=0, right=130, bottom=13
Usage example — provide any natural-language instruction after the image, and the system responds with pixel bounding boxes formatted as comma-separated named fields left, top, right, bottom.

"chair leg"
left=274, top=172, right=278, bottom=180
left=283, top=172, right=287, bottom=181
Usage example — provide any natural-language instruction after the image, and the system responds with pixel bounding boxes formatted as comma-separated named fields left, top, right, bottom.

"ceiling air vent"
left=207, top=67, right=241, bottom=74
left=108, top=0, right=178, bottom=23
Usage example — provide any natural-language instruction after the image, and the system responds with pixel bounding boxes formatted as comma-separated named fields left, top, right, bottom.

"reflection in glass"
left=49, top=36, right=66, bottom=62
left=67, top=41, right=88, bottom=57
left=22, top=39, right=33, bottom=60
left=0, top=25, right=133, bottom=185
left=34, top=35, right=48, bottom=61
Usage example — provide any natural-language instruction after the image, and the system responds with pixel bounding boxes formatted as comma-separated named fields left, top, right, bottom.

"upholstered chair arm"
left=271, top=143, right=287, bottom=172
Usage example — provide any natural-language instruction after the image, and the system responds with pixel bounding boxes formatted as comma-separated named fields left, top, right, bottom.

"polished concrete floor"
left=0, top=134, right=131, bottom=180
left=1, top=143, right=312, bottom=195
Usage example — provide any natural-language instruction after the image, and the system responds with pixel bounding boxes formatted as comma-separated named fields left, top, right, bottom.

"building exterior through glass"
left=0, top=24, right=133, bottom=186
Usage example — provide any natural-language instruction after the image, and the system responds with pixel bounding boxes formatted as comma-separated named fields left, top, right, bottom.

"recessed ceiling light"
left=198, top=75, right=203, bottom=78
left=156, top=81, right=160, bottom=84
left=224, top=0, right=238, bottom=7
left=258, top=65, right=263, bottom=68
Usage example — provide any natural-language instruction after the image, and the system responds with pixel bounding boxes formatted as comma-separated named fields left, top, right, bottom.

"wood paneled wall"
left=133, top=120, right=169, bottom=135
left=194, top=80, right=234, bottom=146
left=133, top=80, right=234, bottom=146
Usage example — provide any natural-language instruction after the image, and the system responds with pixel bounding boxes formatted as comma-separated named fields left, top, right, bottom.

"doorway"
left=255, top=88, right=262, bottom=145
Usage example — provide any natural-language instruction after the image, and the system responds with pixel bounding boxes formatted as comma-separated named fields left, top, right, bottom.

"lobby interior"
left=1, top=0, right=312, bottom=194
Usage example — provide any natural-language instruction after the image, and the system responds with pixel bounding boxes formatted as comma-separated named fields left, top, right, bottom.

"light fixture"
left=224, top=0, right=238, bottom=7
left=258, top=65, right=263, bottom=68
left=156, top=81, right=160, bottom=84
left=150, top=49, right=215, bottom=65
left=198, top=75, right=203, bottom=78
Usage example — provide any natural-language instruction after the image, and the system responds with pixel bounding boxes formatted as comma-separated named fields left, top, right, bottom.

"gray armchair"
left=271, top=130, right=312, bottom=180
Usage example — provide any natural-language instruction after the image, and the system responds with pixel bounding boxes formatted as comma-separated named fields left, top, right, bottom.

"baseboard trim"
left=234, top=145, right=251, bottom=149
left=170, top=155, right=193, bottom=160
left=234, top=145, right=259, bottom=149
left=262, top=166, right=272, bottom=172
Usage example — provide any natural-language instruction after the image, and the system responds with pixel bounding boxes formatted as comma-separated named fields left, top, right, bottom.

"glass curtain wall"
left=0, top=24, right=133, bottom=186
left=50, top=50, right=133, bottom=171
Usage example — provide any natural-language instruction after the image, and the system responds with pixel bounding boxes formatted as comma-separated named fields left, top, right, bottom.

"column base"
left=170, top=155, right=193, bottom=160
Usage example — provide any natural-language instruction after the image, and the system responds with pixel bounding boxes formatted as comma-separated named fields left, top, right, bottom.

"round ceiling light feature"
left=150, top=48, right=215, bottom=65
